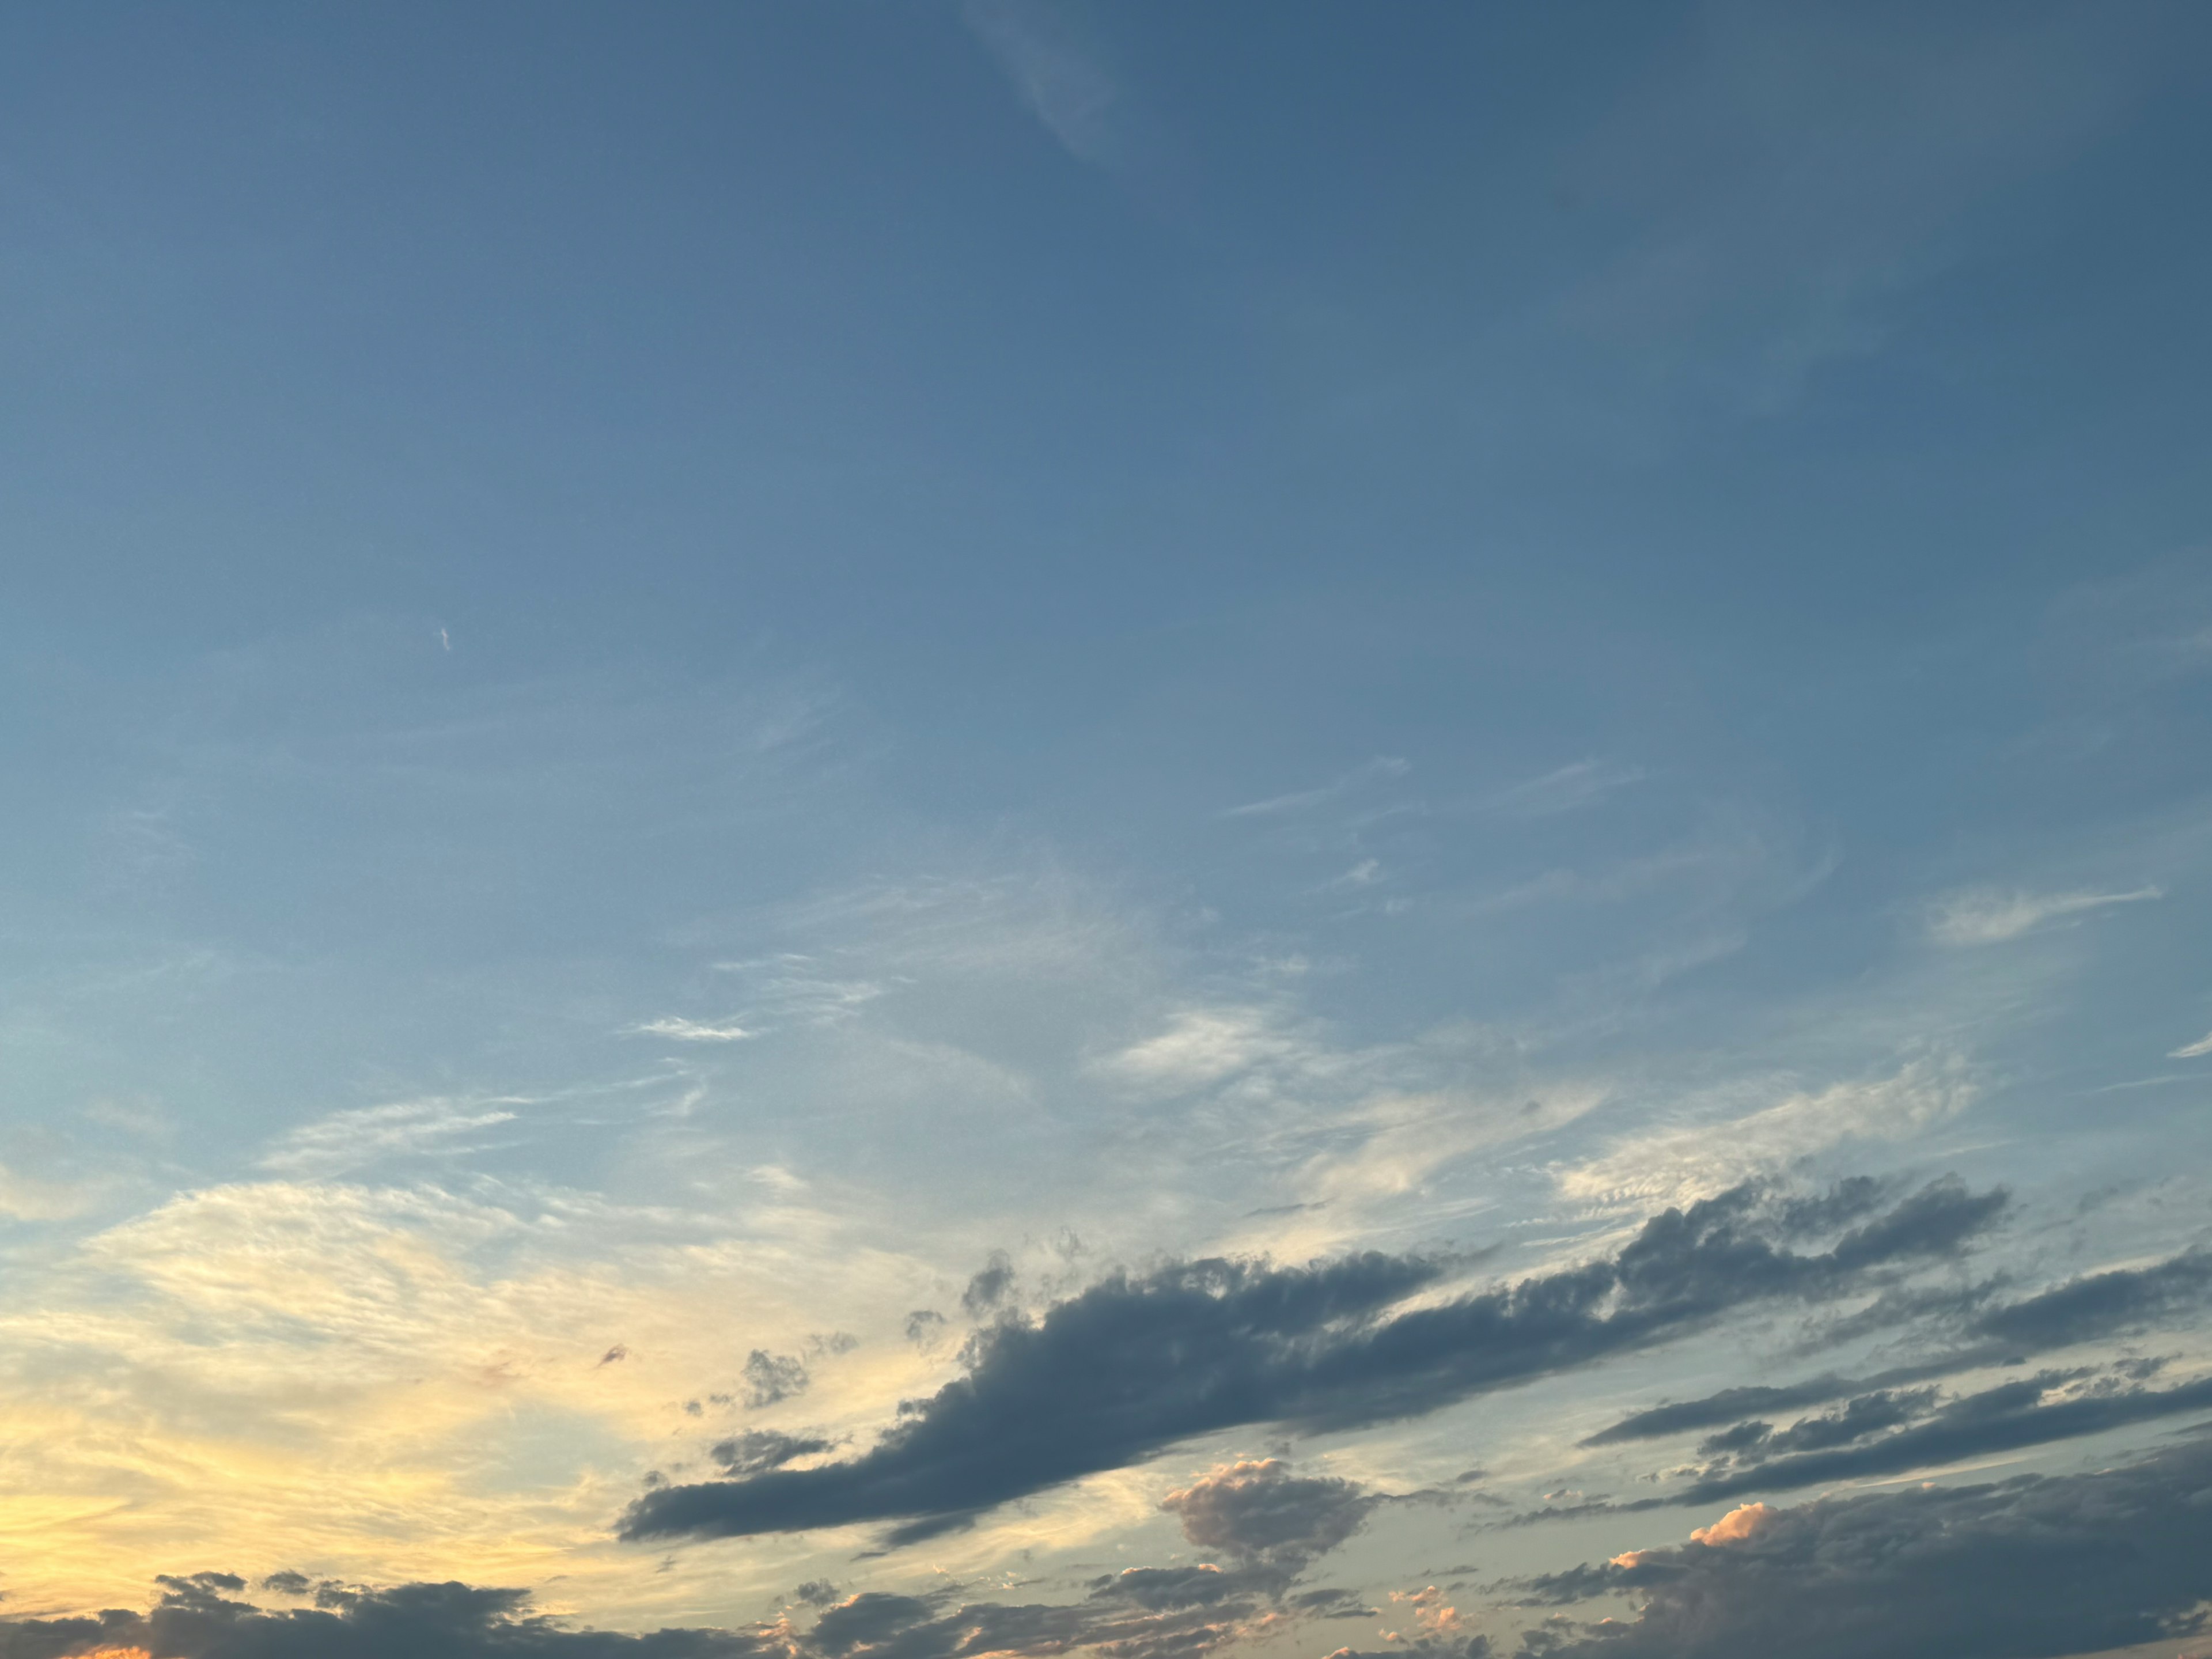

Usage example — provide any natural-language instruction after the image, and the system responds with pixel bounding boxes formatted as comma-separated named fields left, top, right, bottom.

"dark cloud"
left=1584, top=1374, right=1902, bottom=1445
left=961, top=1252, right=1017, bottom=1318
left=903, top=1311, right=947, bottom=1345
left=0, top=1575, right=782, bottom=1657
left=795, top=1580, right=1267, bottom=1659
left=743, top=1350, right=811, bottom=1409
left=624, top=1179, right=2005, bottom=1546
left=0, top=1563, right=1334, bottom=1659
left=1969, top=1247, right=2212, bottom=1353
left=1710, top=1385, right=1938, bottom=1459
left=1671, top=1368, right=2212, bottom=1505
left=1586, top=1243, right=2212, bottom=1449
left=1160, top=1459, right=1374, bottom=1577
left=714, top=1430, right=836, bottom=1477
left=1513, top=1436, right=2212, bottom=1659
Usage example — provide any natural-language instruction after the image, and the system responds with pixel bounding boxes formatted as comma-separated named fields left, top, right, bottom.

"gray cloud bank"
left=1514, top=1435, right=2212, bottom=1659
left=624, top=1179, right=2003, bottom=1545
left=1569, top=1241, right=2212, bottom=1510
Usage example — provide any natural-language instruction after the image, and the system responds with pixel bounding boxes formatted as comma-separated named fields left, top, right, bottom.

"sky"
left=3, top=2, right=2212, bottom=1655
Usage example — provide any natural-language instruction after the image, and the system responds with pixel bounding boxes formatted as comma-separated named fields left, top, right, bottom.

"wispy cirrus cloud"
left=1219, top=757, right=1411, bottom=820
left=963, top=0, right=1130, bottom=171
left=257, top=1096, right=525, bottom=1176
left=1925, top=884, right=2161, bottom=945
left=1483, top=759, right=1647, bottom=819
left=631, top=1016, right=756, bottom=1043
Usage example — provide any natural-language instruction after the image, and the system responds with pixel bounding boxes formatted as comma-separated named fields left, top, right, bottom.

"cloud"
left=2169, top=1028, right=2212, bottom=1059
left=1687, top=1502, right=1777, bottom=1547
left=1099, top=1008, right=1294, bottom=1093
left=622, top=1179, right=2003, bottom=1546
left=631, top=1017, right=757, bottom=1043
left=1925, top=884, right=2161, bottom=945
left=1968, top=1247, right=2212, bottom=1352
left=742, top=1350, right=812, bottom=1409
left=714, top=1430, right=835, bottom=1478
left=1161, top=1460, right=1374, bottom=1578
left=256, top=1097, right=523, bottom=1176
left=1556, top=1058, right=1975, bottom=1211
left=961, top=0, right=1127, bottom=170
left=1219, top=757, right=1411, bottom=819
left=1666, top=1368, right=2212, bottom=1508
left=1587, top=1242, right=2212, bottom=1450
left=1512, top=1437, right=2212, bottom=1659
left=961, top=1252, right=1017, bottom=1317
left=0, top=1558, right=1296, bottom=1659
left=0, top=1573, right=784, bottom=1657
left=1483, top=761, right=1646, bottom=819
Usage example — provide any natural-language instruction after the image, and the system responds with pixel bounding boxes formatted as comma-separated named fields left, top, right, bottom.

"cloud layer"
left=624, top=1180, right=2003, bottom=1544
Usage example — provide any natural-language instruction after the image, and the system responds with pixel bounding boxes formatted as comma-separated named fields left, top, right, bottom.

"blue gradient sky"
left=3, top=5, right=2211, bottom=1653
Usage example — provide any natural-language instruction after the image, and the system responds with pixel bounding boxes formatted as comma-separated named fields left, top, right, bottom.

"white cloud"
left=1691, top=1502, right=1779, bottom=1547
left=0, top=1162, right=103, bottom=1222
left=1100, top=1007, right=1289, bottom=1092
left=630, top=1016, right=756, bottom=1043
left=257, top=1097, right=523, bottom=1176
left=1555, top=1055, right=1975, bottom=1211
left=1221, top=756, right=1411, bottom=819
left=1485, top=759, right=1646, bottom=818
left=1926, top=884, right=2161, bottom=945
left=2170, top=1029, right=2212, bottom=1060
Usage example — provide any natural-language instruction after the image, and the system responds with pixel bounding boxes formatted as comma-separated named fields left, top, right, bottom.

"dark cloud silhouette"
left=624, top=1179, right=2005, bottom=1546
left=1671, top=1368, right=2212, bottom=1505
left=0, top=1574, right=782, bottom=1657
left=0, top=1563, right=1342, bottom=1659
left=1592, top=1362, right=1955, bottom=1451
left=903, top=1310, right=947, bottom=1345
left=1969, top=1247, right=2212, bottom=1352
left=1585, top=1243, right=2212, bottom=1450
left=961, top=1252, right=1016, bottom=1318
left=743, top=1350, right=811, bottom=1409
left=1699, top=1385, right=1938, bottom=1459
left=1513, top=1437, right=2212, bottom=1659
left=1160, top=1459, right=1374, bottom=1577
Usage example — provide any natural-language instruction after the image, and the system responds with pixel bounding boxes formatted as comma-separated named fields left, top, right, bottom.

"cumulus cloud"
left=1925, top=884, right=2160, bottom=945
left=1512, top=1438, right=2212, bottom=1659
left=623, top=1179, right=2003, bottom=1545
left=1161, top=1460, right=1374, bottom=1578
left=1687, top=1503, right=1777, bottom=1547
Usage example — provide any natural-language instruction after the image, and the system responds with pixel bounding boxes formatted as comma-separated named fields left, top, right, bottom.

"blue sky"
left=3, top=5, right=2212, bottom=1656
